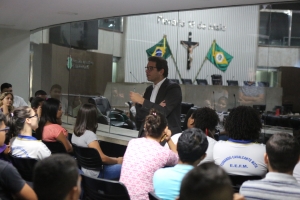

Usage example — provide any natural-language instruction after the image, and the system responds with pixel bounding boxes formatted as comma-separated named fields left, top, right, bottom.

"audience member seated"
left=166, top=107, right=219, bottom=164
left=49, top=84, right=68, bottom=115
left=72, top=103, right=122, bottom=179
left=0, top=92, right=14, bottom=115
left=240, top=133, right=300, bottom=200
left=0, top=114, right=10, bottom=162
left=34, top=90, right=47, bottom=100
left=178, top=163, right=237, bottom=200
left=30, top=97, right=44, bottom=118
left=293, top=133, right=300, bottom=183
left=33, top=154, right=81, bottom=200
left=36, top=98, right=73, bottom=152
left=1, top=83, right=28, bottom=108
left=9, top=107, right=51, bottom=160
left=153, top=128, right=208, bottom=200
left=120, top=109, right=178, bottom=200
left=213, top=106, right=267, bottom=176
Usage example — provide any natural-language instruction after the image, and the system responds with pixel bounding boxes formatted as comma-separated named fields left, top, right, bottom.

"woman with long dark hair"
left=72, top=103, right=122, bottom=179
left=36, top=98, right=72, bottom=152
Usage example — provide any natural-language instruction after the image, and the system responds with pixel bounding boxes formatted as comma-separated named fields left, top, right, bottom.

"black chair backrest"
left=257, top=81, right=269, bottom=87
left=9, top=154, right=38, bottom=182
left=227, top=80, right=238, bottom=86
left=88, top=96, right=111, bottom=115
left=42, top=141, right=67, bottom=154
left=196, top=79, right=208, bottom=85
left=211, top=74, right=222, bottom=85
left=169, top=79, right=180, bottom=84
left=181, top=79, right=193, bottom=85
left=72, top=144, right=103, bottom=171
left=229, top=175, right=261, bottom=193
left=149, top=191, right=161, bottom=200
left=243, top=81, right=255, bottom=86
left=81, top=174, right=130, bottom=200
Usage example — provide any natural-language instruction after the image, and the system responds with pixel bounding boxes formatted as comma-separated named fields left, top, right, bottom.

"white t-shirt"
left=213, top=140, right=267, bottom=176
left=13, top=95, right=28, bottom=108
left=11, top=135, right=51, bottom=160
left=165, top=132, right=217, bottom=164
left=293, top=162, right=300, bottom=183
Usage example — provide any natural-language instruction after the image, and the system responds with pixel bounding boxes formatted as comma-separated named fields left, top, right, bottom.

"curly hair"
left=0, top=92, right=14, bottom=113
left=191, top=107, right=219, bottom=132
left=225, top=106, right=261, bottom=140
left=144, top=109, right=167, bottom=138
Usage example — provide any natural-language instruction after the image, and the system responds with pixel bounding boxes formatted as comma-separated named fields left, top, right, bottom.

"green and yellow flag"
left=146, top=37, right=172, bottom=59
left=206, top=41, right=233, bottom=72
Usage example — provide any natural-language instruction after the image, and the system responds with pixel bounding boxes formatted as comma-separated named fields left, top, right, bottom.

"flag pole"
left=164, top=35, right=183, bottom=81
left=192, top=40, right=215, bottom=84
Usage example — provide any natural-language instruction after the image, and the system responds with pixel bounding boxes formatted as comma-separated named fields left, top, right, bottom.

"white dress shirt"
left=13, top=95, right=28, bottom=108
left=150, top=78, right=166, bottom=103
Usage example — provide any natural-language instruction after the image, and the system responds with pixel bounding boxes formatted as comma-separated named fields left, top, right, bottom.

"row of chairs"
left=170, top=79, right=270, bottom=87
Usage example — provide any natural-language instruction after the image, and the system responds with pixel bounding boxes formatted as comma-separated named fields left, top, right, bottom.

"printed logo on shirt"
left=11, top=146, right=29, bottom=157
left=220, top=155, right=258, bottom=168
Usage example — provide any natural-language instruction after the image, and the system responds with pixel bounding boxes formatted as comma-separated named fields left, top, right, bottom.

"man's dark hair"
left=74, top=103, right=98, bottom=137
left=177, top=128, right=208, bottom=164
left=179, top=163, right=233, bottom=200
left=148, top=56, right=168, bottom=77
left=266, top=133, right=300, bottom=173
left=1, top=83, right=12, bottom=92
left=35, top=90, right=47, bottom=97
left=50, top=84, right=62, bottom=91
left=192, top=107, right=219, bottom=132
left=30, top=97, right=44, bottom=109
left=225, top=106, right=262, bottom=140
left=33, top=154, right=79, bottom=200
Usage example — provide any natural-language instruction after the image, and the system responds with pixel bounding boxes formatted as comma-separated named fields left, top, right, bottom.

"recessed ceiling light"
left=57, top=11, right=78, bottom=15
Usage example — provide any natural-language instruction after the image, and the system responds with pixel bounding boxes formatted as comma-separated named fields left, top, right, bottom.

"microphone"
left=233, top=94, right=236, bottom=108
left=213, top=91, right=215, bottom=110
left=130, top=71, right=140, bottom=83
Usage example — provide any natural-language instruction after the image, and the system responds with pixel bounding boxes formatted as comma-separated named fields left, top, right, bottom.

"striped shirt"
left=240, top=172, right=300, bottom=200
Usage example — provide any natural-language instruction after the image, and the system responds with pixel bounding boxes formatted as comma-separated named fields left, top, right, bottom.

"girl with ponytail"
left=9, top=106, right=51, bottom=160
left=120, top=109, right=178, bottom=200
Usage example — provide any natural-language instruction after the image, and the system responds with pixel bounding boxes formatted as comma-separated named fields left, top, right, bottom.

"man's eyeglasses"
left=28, top=114, right=38, bottom=119
left=145, top=66, right=157, bottom=71
left=0, top=127, right=9, bottom=133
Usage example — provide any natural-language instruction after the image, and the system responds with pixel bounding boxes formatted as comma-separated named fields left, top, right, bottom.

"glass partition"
left=29, top=2, right=300, bottom=136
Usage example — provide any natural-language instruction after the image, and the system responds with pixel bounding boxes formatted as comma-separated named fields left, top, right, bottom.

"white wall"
left=258, top=46, right=300, bottom=67
left=0, top=28, right=30, bottom=102
left=123, top=6, right=260, bottom=85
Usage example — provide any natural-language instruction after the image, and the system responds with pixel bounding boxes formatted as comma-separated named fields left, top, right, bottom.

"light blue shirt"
left=153, top=164, right=193, bottom=200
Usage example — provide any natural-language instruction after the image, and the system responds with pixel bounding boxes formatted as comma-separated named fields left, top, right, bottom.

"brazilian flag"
left=146, top=37, right=172, bottom=59
left=206, top=41, right=233, bottom=72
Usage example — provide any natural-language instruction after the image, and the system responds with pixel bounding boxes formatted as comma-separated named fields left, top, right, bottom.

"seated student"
left=36, top=98, right=73, bottom=153
left=120, top=109, right=178, bottom=200
left=49, top=84, right=68, bottom=115
left=153, top=128, right=208, bottom=200
left=213, top=106, right=267, bottom=176
left=9, top=106, right=51, bottom=160
left=166, top=107, right=219, bottom=164
left=293, top=133, right=300, bottom=183
left=1, top=83, right=28, bottom=108
left=0, top=92, right=14, bottom=115
left=33, top=154, right=81, bottom=200
left=72, top=103, right=122, bottom=180
left=0, top=113, right=37, bottom=200
left=240, top=133, right=300, bottom=200
left=178, top=163, right=238, bottom=200
left=34, top=90, right=47, bottom=100
left=30, top=97, right=44, bottom=118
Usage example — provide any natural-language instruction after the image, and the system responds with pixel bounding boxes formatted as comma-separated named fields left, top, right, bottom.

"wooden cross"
left=181, top=32, right=199, bottom=70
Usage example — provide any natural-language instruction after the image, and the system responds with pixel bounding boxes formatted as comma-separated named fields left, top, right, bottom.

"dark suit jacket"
left=135, top=78, right=182, bottom=135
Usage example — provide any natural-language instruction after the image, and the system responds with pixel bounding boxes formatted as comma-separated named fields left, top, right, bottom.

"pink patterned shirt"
left=120, top=137, right=178, bottom=200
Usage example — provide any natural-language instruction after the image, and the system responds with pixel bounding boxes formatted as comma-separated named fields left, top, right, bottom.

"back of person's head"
left=30, top=97, right=44, bottom=109
left=177, top=128, right=208, bottom=165
left=6, top=106, right=31, bottom=137
left=36, top=98, right=60, bottom=139
left=1, top=83, right=12, bottom=92
left=144, top=109, right=167, bottom=138
left=33, top=154, right=80, bottom=200
left=225, top=106, right=261, bottom=140
left=148, top=56, right=168, bottom=77
left=179, top=163, right=233, bottom=200
left=50, top=84, right=62, bottom=92
left=191, top=107, right=219, bottom=132
left=74, top=103, right=98, bottom=137
left=266, top=133, right=300, bottom=173
left=35, top=90, right=47, bottom=97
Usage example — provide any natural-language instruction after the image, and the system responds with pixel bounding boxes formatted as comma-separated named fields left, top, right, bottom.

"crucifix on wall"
left=181, top=32, right=199, bottom=70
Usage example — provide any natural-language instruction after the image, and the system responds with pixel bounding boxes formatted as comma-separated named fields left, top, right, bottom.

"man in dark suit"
left=130, top=56, right=182, bottom=136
